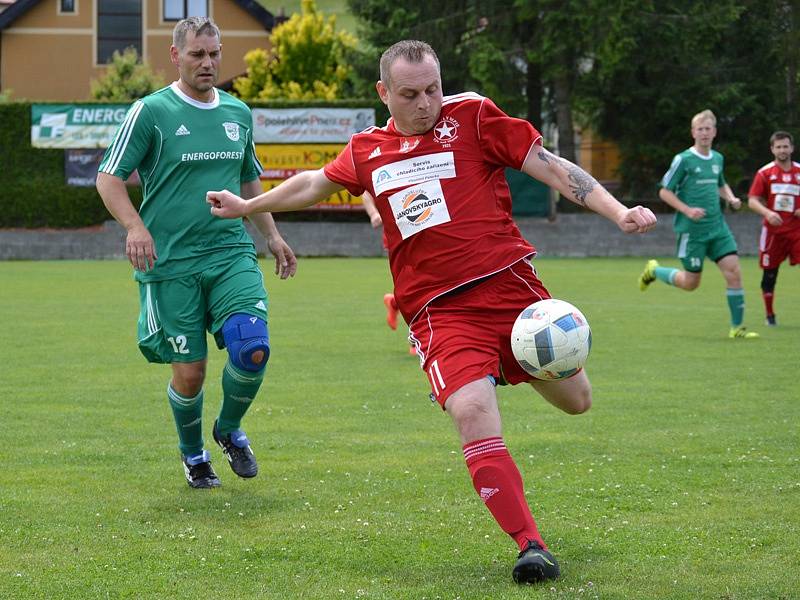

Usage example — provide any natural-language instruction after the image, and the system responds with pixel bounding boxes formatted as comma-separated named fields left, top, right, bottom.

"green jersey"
left=660, top=147, right=727, bottom=235
left=99, top=83, right=263, bottom=282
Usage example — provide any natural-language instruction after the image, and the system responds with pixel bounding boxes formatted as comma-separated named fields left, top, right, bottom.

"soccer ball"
left=510, top=298, right=592, bottom=380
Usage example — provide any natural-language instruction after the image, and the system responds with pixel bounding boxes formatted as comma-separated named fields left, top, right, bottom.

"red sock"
left=763, top=291, right=775, bottom=317
left=463, top=437, right=546, bottom=551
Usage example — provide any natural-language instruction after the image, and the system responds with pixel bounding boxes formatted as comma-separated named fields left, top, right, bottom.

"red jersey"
left=748, top=161, right=800, bottom=234
left=324, top=93, right=541, bottom=323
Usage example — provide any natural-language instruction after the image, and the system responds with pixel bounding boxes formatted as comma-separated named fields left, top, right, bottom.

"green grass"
left=1, top=257, right=798, bottom=599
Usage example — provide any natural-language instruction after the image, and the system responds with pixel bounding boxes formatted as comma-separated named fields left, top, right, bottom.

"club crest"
left=222, top=122, right=240, bottom=141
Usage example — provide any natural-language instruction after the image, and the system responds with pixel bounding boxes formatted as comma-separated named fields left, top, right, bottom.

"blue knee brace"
left=221, top=313, right=270, bottom=372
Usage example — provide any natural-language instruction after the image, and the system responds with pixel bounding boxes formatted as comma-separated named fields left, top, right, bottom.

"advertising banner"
left=31, top=104, right=129, bottom=148
left=252, top=107, right=375, bottom=143
left=255, top=143, right=363, bottom=210
left=64, top=149, right=139, bottom=187
left=64, top=149, right=104, bottom=186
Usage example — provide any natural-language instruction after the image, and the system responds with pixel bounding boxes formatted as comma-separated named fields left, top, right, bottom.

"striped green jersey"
left=660, top=147, right=727, bottom=234
left=99, top=83, right=263, bottom=282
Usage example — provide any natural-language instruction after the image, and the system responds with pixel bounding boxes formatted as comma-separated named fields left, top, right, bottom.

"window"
left=60, top=0, right=76, bottom=13
left=163, top=0, right=208, bottom=21
left=97, top=0, right=142, bottom=64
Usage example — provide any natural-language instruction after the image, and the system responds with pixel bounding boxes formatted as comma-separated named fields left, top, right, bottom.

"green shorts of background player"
left=139, top=254, right=274, bottom=486
left=638, top=108, right=758, bottom=339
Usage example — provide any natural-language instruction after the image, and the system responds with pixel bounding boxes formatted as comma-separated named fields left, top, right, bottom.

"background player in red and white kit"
left=747, top=131, right=800, bottom=325
left=207, top=40, right=656, bottom=584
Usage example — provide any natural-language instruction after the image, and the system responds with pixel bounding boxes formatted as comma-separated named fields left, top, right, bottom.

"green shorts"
left=136, top=254, right=268, bottom=364
left=675, top=224, right=738, bottom=272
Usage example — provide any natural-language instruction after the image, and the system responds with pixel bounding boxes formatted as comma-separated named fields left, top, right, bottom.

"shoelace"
left=189, top=462, right=216, bottom=480
left=518, top=541, right=545, bottom=558
left=224, top=443, right=250, bottom=461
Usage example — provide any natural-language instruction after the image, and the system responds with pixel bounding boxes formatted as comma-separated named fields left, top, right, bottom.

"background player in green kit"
left=96, top=17, right=297, bottom=488
left=638, top=109, right=758, bottom=339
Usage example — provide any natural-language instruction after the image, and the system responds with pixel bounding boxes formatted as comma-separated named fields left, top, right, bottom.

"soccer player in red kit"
left=207, top=40, right=656, bottom=584
left=747, top=131, right=800, bottom=326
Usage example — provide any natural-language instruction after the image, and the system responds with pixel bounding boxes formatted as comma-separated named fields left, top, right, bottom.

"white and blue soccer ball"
left=510, top=298, right=592, bottom=380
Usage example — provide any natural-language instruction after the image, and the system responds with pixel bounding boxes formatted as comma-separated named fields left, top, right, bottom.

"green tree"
left=455, top=6, right=533, bottom=121
left=349, top=1, right=798, bottom=198
left=234, top=0, right=356, bottom=100
left=348, top=0, right=587, bottom=159
left=347, top=0, right=478, bottom=95
left=579, top=0, right=784, bottom=197
left=90, top=47, right=164, bottom=102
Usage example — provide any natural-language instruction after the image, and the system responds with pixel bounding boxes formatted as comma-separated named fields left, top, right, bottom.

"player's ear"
left=169, top=45, right=179, bottom=66
left=376, top=80, right=389, bottom=105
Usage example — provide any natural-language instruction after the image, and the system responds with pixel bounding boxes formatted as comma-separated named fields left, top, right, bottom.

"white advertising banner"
left=252, top=107, right=375, bottom=143
left=31, top=104, right=130, bottom=148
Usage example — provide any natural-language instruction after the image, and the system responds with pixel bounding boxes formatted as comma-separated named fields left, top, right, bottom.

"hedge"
left=0, top=98, right=387, bottom=228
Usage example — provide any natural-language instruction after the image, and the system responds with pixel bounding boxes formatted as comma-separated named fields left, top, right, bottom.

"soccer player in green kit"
left=639, top=109, right=758, bottom=339
left=96, top=17, right=297, bottom=488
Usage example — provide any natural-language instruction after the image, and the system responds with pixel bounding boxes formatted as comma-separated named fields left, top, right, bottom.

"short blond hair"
left=691, top=109, right=716, bottom=128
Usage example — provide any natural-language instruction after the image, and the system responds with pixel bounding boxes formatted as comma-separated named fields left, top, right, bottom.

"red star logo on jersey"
left=433, top=117, right=459, bottom=144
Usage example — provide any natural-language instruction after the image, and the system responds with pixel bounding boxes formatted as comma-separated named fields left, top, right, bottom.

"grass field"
left=1, top=257, right=798, bottom=599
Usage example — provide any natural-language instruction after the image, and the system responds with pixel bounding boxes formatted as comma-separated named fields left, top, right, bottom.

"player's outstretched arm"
left=208, top=168, right=344, bottom=219
left=522, top=144, right=656, bottom=233
left=96, top=171, right=157, bottom=272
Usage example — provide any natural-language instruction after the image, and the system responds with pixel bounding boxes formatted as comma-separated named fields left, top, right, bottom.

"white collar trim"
left=689, top=147, right=713, bottom=160
left=170, top=81, right=219, bottom=109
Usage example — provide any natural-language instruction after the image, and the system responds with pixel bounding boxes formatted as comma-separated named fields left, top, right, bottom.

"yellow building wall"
left=2, top=0, right=98, bottom=101
left=578, top=128, right=621, bottom=185
left=2, top=32, right=96, bottom=100
left=1, top=0, right=270, bottom=101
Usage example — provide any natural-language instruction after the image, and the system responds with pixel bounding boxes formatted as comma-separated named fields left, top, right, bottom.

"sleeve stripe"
left=251, top=140, right=263, bottom=174
left=100, top=101, right=144, bottom=175
left=661, top=155, right=682, bottom=187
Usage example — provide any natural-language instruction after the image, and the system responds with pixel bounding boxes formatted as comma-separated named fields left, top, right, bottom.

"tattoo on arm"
left=538, top=148, right=598, bottom=206
left=558, top=157, right=598, bottom=206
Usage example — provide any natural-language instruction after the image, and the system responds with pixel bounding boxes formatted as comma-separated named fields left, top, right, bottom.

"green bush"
left=90, top=47, right=165, bottom=102
left=0, top=103, right=138, bottom=228
left=0, top=99, right=385, bottom=228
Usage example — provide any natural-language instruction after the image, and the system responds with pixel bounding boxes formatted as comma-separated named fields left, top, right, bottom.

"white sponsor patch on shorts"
left=388, top=179, right=451, bottom=240
left=371, top=152, right=455, bottom=195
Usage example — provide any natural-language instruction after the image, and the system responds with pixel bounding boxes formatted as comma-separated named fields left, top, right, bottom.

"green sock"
left=727, top=288, right=745, bottom=327
left=166, top=384, right=204, bottom=457
left=654, top=266, right=679, bottom=286
left=218, top=361, right=264, bottom=435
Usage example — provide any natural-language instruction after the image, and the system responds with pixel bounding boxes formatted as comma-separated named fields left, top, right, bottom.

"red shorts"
left=408, top=259, right=550, bottom=409
left=759, top=225, right=800, bottom=269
